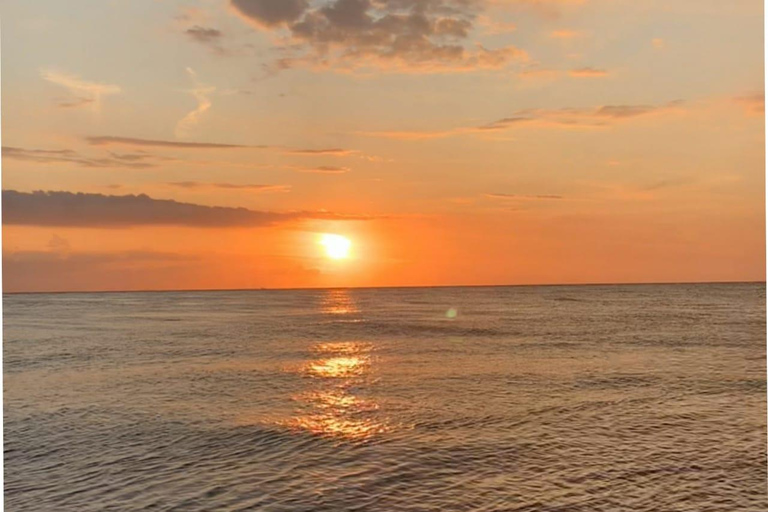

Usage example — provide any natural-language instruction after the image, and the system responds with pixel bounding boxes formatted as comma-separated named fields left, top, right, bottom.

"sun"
left=319, top=234, right=352, bottom=260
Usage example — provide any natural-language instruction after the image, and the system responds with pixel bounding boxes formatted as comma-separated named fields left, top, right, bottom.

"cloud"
left=292, top=165, right=350, bottom=173
left=230, top=0, right=308, bottom=27
left=164, top=182, right=291, bottom=192
left=57, top=97, right=96, bottom=109
left=2, top=146, right=158, bottom=169
left=591, top=177, right=695, bottom=202
left=479, top=100, right=684, bottom=130
left=86, top=136, right=250, bottom=149
left=357, top=127, right=470, bottom=140
left=638, top=178, right=690, bottom=193
left=40, top=69, right=121, bottom=110
left=184, top=26, right=229, bottom=55
left=85, top=135, right=360, bottom=156
left=286, top=148, right=357, bottom=156
left=2, top=190, right=375, bottom=228
left=185, top=26, right=223, bottom=43
left=485, top=193, right=563, bottom=200
left=176, top=68, right=215, bottom=139
left=230, top=0, right=528, bottom=73
left=569, top=67, right=608, bottom=77
left=359, top=100, right=685, bottom=140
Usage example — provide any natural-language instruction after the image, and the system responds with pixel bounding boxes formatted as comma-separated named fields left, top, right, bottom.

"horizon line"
left=3, top=279, right=765, bottom=296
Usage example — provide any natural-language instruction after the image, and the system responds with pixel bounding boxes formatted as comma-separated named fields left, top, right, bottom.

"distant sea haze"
left=4, top=283, right=766, bottom=511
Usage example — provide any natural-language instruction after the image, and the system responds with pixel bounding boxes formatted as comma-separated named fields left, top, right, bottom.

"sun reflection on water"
left=320, top=289, right=360, bottom=316
left=284, top=339, right=389, bottom=440
left=306, top=356, right=369, bottom=379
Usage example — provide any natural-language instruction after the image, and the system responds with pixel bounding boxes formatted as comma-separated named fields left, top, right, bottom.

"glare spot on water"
left=288, top=340, right=388, bottom=440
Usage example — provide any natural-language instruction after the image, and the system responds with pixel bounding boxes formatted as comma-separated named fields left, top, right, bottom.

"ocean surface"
left=4, top=283, right=767, bottom=511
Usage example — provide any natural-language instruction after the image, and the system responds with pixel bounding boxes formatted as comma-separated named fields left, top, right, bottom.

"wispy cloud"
left=485, top=193, right=564, bottom=200
left=358, top=100, right=684, bottom=140
left=164, top=181, right=291, bottom=192
left=479, top=100, right=684, bottom=130
left=2, top=146, right=159, bottom=169
left=86, top=136, right=250, bottom=149
left=40, top=69, right=121, bottom=111
left=176, top=68, right=215, bottom=139
left=357, top=128, right=471, bottom=140
left=291, top=165, right=350, bottom=174
left=285, top=148, right=357, bottom=156
left=57, top=97, right=96, bottom=109
left=85, top=135, right=361, bottom=157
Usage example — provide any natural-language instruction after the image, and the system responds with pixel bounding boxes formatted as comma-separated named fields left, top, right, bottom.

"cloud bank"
left=2, top=190, right=374, bottom=228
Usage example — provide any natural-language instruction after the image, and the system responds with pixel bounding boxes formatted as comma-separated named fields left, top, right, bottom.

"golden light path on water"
left=283, top=290, right=390, bottom=440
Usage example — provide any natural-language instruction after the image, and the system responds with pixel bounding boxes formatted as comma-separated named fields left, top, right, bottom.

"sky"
left=1, top=0, right=765, bottom=292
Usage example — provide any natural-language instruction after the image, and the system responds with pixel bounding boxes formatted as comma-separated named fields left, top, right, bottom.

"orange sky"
left=2, top=0, right=765, bottom=292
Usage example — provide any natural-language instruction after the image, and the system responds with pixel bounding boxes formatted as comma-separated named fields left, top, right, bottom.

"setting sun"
left=319, top=234, right=352, bottom=260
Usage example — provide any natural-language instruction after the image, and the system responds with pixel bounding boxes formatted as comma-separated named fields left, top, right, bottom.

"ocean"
left=4, top=283, right=766, bottom=511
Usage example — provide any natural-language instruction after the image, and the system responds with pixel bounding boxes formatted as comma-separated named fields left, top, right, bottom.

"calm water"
left=4, top=283, right=767, bottom=511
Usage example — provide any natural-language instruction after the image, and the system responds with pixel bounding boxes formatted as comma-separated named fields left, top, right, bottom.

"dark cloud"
left=230, top=0, right=526, bottom=72
left=2, top=190, right=375, bottom=228
left=2, top=146, right=157, bottom=169
left=185, top=26, right=223, bottom=43
left=183, top=26, right=232, bottom=55
left=231, top=0, right=309, bottom=27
